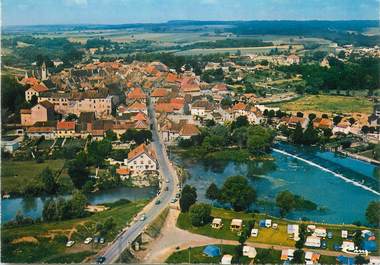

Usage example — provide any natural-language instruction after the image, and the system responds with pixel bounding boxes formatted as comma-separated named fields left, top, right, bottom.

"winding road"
left=100, top=99, right=178, bottom=263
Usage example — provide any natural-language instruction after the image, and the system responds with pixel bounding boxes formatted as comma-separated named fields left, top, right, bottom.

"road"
left=101, top=98, right=178, bottom=263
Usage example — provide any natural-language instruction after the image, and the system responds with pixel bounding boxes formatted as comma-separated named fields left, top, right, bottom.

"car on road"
left=96, top=256, right=106, bottom=264
left=171, top=198, right=177, bottom=203
left=165, top=187, right=169, bottom=191
left=66, top=240, right=75, bottom=247
left=165, top=179, right=170, bottom=183
left=99, top=238, right=105, bottom=244
left=155, top=199, right=161, bottom=205
left=140, top=214, right=146, bottom=221
left=84, top=237, right=93, bottom=244
left=175, top=193, right=181, bottom=198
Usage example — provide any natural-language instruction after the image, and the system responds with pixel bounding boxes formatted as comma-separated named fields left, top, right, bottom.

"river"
left=175, top=143, right=380, bottom=225
left=1, top=186, right=156, bottom=223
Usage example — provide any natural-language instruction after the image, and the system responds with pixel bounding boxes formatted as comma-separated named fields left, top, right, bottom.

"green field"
left=273, top=95, right=374, bottom=114
left=1, top=159, right=66, bottom=195
left=177, top=207, right=379, bottom=253
left=1, top=200, right=147, bottom=263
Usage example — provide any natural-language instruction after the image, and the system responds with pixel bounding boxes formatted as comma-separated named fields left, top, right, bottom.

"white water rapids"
left=272, top=148, right=380, bottom=196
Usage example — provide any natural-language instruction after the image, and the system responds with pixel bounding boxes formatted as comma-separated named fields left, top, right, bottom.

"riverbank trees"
left=276, top=190, right=318, bottom=217
left=365, top=201, right=380, bottom=227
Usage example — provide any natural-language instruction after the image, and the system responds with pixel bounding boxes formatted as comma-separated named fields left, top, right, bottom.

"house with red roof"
left=124, top=144, right=158, bottom=176
left=56, top=121, right=76, bottom=137
left=180, top=76, right=201, bottom=95
left=151, top=88, right=169, bottom=103
left=127, top=87, right=147, bottom=103
left=25, top=83, right=48, bottom=102
left=126, top=101, right=147, bottom=114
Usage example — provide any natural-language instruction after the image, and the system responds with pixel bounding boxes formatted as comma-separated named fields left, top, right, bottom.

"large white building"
left=124, top=144, right=158, bottom=176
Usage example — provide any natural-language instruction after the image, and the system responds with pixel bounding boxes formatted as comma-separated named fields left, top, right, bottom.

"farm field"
left=273, top=95, right=374, bottom=115
left=1, top=200, right=147, bottom=263
left=175, top=44, right=304, bottom=56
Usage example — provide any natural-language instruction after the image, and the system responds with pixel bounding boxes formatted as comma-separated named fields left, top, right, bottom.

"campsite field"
left=273, top=95, right=374, bottom=115
left=1, top=199, right=147, bottom=263
left=177, top=207, right=379, bottom=253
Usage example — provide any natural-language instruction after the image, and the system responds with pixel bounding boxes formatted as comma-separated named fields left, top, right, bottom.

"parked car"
left=96, top=256, right=106, bottom=264
left=140, top=214, right=146, bottom=221
left=155, top=199, right=161, bottom=205
left=171, top=198, right=177, bottom=203
left=66, top=240, right=75, bottom=247
left=94, top=237, right=100, bottom=244
left=175, top=193, right=181, bottom=198
left=84, top=237, right=93, bottom=244
left=99, top=238, right=105, bottom=244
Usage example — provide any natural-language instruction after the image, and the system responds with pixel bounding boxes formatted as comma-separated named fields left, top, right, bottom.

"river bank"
left=1, top=186, right=157, bottom=223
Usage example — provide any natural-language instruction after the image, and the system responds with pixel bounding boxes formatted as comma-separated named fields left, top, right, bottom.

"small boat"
left=2, top=194, right=10, bottom=199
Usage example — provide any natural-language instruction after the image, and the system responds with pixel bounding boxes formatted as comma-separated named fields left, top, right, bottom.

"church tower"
left=41, top=61, right=48, bottom=80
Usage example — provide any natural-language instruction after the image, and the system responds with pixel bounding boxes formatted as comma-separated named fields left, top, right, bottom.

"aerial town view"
left=1, top=0, right=379, bottom=264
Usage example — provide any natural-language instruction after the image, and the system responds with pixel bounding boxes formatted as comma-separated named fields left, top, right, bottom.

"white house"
left=125, top=144, right=158, bottom=176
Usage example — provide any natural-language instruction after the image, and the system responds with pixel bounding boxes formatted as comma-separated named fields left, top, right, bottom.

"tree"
left=68, top=152, right=90, bottom=189
left=348, top=117, right=356, bottom=125
left=296, top=112, right=304, bottom=118
left=293, top=249, right=305, bottom=264
left=321, top=113, right=329, bottom=119
left=105, top=130, right=118, bottom=141
left=40, top=167, right=57, bottom=194
left=219, top=176, right=256, bottom=211
left=373, top=145, right=380, bottom=161
left=292, top=123, right=304, bottom=144
left=365, top=201, right=380, bottom=227
left=302, top=124, right=319, bottom=145
left=205, top=183, right=219, bottom=201
left=179, top=185, right=197, bottom=212
left=189, top=203, right=211, bottom=226
left=233, top=115, right=249, bottom=129
left=333, top=115, right=342, bottom=125
left=247, top=125, right=274, bottom=156
left=308, top=113, right=316, bottom=121
left=276, top=191, right=296, bottom=217
left=66, top=113, right=78, bottom=121
left=361, top=126, right=370, bottom=134
left=68, top=190, right=88, bottom=218
left=295, top=224, right=307, bottom=249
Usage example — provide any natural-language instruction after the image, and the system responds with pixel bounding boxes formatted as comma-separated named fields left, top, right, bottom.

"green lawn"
left=166, top=244, right=253, bottom=264
left=274, top=95, right=374, bottom=114
left=177, top=207, right=379, bottom=252
left=1, top=159, right=66, bottom=195
left=1, top=200, right=147, bottom=263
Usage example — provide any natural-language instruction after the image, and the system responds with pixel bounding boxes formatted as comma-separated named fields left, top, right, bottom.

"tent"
left=337, top=256, right=355, bottom=265
left=362, top=240, right=378, bottom=252
left=203, top=245, right=221, bottom=257
left=243, top=246, right=257, bottom=258
left=221, top=254, right=233, bottom=265
left=259, top=220, right=266, bottom=227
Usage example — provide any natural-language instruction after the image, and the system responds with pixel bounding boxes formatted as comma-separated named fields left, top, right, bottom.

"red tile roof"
left=180, top=77, right=200, bottom=92
left=155, top=103, right=175, bottom=113
left=232, top=102, right=247, bottom=111
left=30, top=83, right=48, bottom=93
left=116, top=168, right=130, bottom=175
left=180, top=123, right=200, bottom=137
left=57, top=121, right=76, bottom=131
left=127, top=87, right=146, bottom=100
left=151, top=88, right=168, bottom=97
left=128, top=144, right=156, bottom=161
left=127, top=101, right=147, bottom=111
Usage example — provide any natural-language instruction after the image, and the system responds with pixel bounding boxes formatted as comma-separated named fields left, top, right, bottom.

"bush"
left=189, top=203, right=211, bottom=226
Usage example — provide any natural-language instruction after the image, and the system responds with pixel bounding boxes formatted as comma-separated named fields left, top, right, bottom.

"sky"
left=2, top=0, right=380, bottom=26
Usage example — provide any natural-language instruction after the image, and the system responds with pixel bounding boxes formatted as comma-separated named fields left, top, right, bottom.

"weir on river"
left=272, top=148, right=380, bottom=196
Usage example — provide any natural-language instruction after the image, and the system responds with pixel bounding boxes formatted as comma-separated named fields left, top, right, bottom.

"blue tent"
left=337, top=255, right=355, bottom=265
left=203, top=245, right=221, bottom=257
left=259, top=220, right=266, bottom=227
left=362, top=240, right=377, bottom=252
